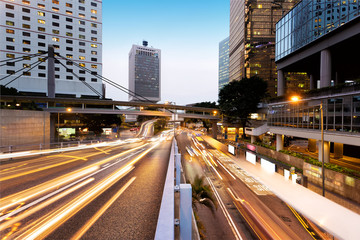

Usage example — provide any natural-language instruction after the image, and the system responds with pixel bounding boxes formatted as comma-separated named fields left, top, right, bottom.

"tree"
left=79, top=114, right=122, bottom=136
left=192, top=175, right=217, bottom=213
left=0, top=85, right=21, bottom=95
left=193, top=101, right=218, bottom=109
left=218, top=76, right=267, bottom=139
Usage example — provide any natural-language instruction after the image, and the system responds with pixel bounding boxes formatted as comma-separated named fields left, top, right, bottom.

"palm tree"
left=191, top=175, right=217, bottom=213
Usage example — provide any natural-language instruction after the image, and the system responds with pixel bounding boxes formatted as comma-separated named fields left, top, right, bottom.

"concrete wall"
left=0, top=109, right=50, bottom=150
left=303, top=162, right=360, bottom=204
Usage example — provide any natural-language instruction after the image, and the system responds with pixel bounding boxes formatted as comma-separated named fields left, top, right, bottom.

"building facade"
left=0, top=0, right=103, bottom=98
left=229, top=0, right=303, bottom=98
left=128, top=41, right=161, bottom=102
left=219, top=36, right=229, bottom=91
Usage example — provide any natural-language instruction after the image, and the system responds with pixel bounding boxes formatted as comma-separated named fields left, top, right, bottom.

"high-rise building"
left=229, top=0, right=304, bottom=98
left=128, top=41, right=161, bottom=102
left=0, top=0, right=103, bottom=98
left=219, top=37, right=229, bottom=91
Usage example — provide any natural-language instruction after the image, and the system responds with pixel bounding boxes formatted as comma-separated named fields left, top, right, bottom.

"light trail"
left=14, top=165, right=134, bottom=240
left=217, top=160, right=236, bottom=180
left=71, top=177, right=136, bottom=240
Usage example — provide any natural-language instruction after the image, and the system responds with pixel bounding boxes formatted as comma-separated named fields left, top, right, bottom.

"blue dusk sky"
left=102, top=0, right=229, bottom=105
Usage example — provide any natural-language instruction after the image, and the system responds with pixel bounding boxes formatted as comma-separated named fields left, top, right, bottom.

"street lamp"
left=291, top=96, right=325, bottom=196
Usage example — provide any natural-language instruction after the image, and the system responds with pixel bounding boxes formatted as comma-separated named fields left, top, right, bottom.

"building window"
left=91, top=51, right=97, bottom=55
left=66, top=39, right=73, bottom=44
left=39, top=65, right=46, bottom=70
left=91, top=16, right=97, bottom=21
left=67, top=61, right=73, bottom=66
left=6, top=37, right=15, bottom=42
left=38, top=42, right=46, bottom=47
left=66, top=3, right=73, bottom=8
left=22, top=16, right=30, bottom=21
left=23, top=32, right=31, bottom=37
left=79, top=77, right=85, bottom=81
left=79, top=49, right=85, bottom=53
left=79, top=63, right=85, bottom=67
left=66, top=76, right=73, bottom=80
left=23, top=40, right=31, bottom=45
left=7, top=62, right=15, bottom=67
left=23, top=48, right=31, bottom=52
left=66, top=47, right=73, bottom=51
left=23, top=56, right=31, bottom=60
left=91, top=23, right=97, bottom=28
left=38, top=11, right=45, bottom=16
left=6, top=45, right=15, bottom=50
left=23, top=8, right=30, bottom=13
left=79, top=6, right=85, bottom=11
left=23, top=72, right=31, bottom=76
left=7, top=70, right=15, bottom=75
left=52, top=0, right=59, bottom=4
left=91, top=65, right=97, bottom=69
left=91, top=44, right=97, bottom=48
left=66, top=54, right=73, bottom=58
left=38, top=19, right=46, bottom=24
left=53, top=45, right=60, bottom=49
left=79, top=70, right=85, bottom=74
left=79, top=27, right=85, bottom=32
left=52, top=22, right=59, bottom=27
left=55, top=67, right=60, bottom=71
left=66, top=32, right=73, bottom=37
left=66, top=10, right=72, bottom=15
left=66, top=17, right=73, bottom=22
left=79, top=35, right=85, bottom=39
left=6, top=4, right=14, bottom=10
left=6, top=29, right=15, bottom=34
left=38, top=4, right=45, bottom=9
left=38, top=27, right=45, bottom=32
left=91, top=9, right=97, bottom=14
left=53, top=29, right=59, bottom=34
left=79, top=0, right=85, bottom=3
left=79, top=42, right=85, bottom=46
left=66, top=25, right=73, bottom=29
left=38, top=73, right=46, bottom=78
left=91, top=58, right=97, bottom=62
left=22, top=24, right=30, bottom=29
left=22, top=0, right=30, bottom=5
left=23, top=63, right=31, bottom=68
left=91, top=37, right=97, bottom=41
left=52, top=7, right=59, bottom=12
left=52, top=37, right=59, bottom=42
left=66, top=69, right=73, bottom=72
left=79, top=56, right=85, bottom=60
left=91, top=30, right=97, bottom=34
left=6, top=12, right=15, bottom=18
left=6, top=21, right=15, bottom=26
left=79, top=20, right=85, bottom=25
left=91, top=78, right=97, bottom=82
left=79, top=13, right=85, bottom=18
left=55, top=75, right=60, bottom=79
left=7, top=54, right=15, bottom=59
left=38, top=34, right=45, bottom=39
left=91, top=2, right=97, bottom=7
left=52, top=14, right=59, bottom=19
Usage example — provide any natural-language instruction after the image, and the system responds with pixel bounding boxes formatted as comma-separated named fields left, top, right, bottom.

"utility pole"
left=47, top=45, right=55, bottom=98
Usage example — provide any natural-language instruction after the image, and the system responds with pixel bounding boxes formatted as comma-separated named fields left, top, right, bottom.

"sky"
left=102, top=0, right=229, bottom=105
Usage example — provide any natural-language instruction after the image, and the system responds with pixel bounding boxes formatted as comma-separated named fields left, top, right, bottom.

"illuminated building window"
left=91, top=44, right=97, bottom=48
left=38, top=4, right=45, bottom=8
left=91, top=37, right=97, bottom=41
left=6, top=37, right=15, bottom=42
left=52, top=37, right=59, bottom=42
left=22, top=0, right=30, bottom=5
left=38, top=27, right=45, bottom=32
left=79, top=20, right=85, bottom=25
left=38, top=11, right=45, bottom=16
left=38, top=19, right=46, bottom=24
left=79, top=13, right=85, bottom=18
left=91, top=51, right=97, bottom=55
left=52, top=7, right=59, bottom=12
left=79, top=63, right=85, bottom=67
left=79, top=34, right=85, bottom=39
left=91, top=9, right=97, bottom=14
left=66, top=54, right=73, bottom=59
left=53, top=29, right=59, bottom=34
left=6, top=21, right=15, bottom=26
left=66, top=3, right=72, bottom=7
left=23, top=40, right=31, bottom=45
left=66, top=32, right=73, bottom=37
left=91, top=16, right=97, bottom=21
left=66, top=10, right=72, bottom=15
left=79, top=0, right=85, bottom=3
left=52, top=0, right=59, bottom=4
left=23, top=63, right=30, bottom=68
left=91, top=64, right=97, bottom=69
left=79, top=56, right=85, bottom=60
left=23, top=48, right=31, bottom=52
left=91, top=23, right=97, bottom=28
left=23, top=24, right=30, bottom=29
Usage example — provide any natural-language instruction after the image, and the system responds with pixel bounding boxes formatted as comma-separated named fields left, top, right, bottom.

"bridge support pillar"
left=276, top=134, right=284, bottom=151
left=211, top=120, right=217, bottom=139
left=47, top=45, right=55, bottom=98
left=318, top=141, right=330, bottom=163
left=50, top=114, right=56, bottom=143
left=334, top=142, right=343, bottom=159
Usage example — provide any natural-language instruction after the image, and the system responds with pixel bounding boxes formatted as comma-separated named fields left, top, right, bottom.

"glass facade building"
left=128, top=43, right=161, bottom=102
left=219, top=37, right=229, bottom=91
left=230, top=0, right=300, bottom=98
left=276, top=0, right=360, bottom=61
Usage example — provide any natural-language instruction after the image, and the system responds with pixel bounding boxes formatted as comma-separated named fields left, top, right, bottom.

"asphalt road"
left=0, top=130, right=172, bottom=239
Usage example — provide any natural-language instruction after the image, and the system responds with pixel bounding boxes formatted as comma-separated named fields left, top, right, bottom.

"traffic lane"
left=176, top=132, right=254, bottom=240
left=45, top=139, right=172, bottom=240
left=215, top=160, right=303, bottom=240
left=0, top=143, right=156, bottom=238
left=0, top=141, right=147, bottom=197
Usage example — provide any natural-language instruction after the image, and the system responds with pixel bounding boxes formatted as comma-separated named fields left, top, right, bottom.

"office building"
left=269, top=0, right=360, bottom=163
left=0, top=0, right=103, bottom=98
left=219, top=37, right=229, bottom=91
left=229, top=0, right=304, bottom=97
left=128, top=41, right=161, bottom=102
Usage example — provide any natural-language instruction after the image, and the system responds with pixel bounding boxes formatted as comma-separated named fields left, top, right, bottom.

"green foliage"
left=0, top=85, right=21, bottom=95
left=254, top=141, right=276, bottom=150
left=153, top=118, right=167, bottom=135
left=219, top=76, right=267, bottom=138
left=280, top=149, right=360, bottom=179
left=193, top=101, right=218, bottom=109
left=79, top=114, right=122, bottom=136
left=192, top=175, right=217, bottom=214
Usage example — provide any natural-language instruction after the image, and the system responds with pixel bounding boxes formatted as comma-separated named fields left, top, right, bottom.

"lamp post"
left=291, top=96, right=325, bottom=196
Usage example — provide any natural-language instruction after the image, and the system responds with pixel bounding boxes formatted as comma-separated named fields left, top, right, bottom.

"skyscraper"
left=128, top=41, right=161, bottom=102
left=229, top=0, right=303, bottom=97
left=0, top=0, right=103, bottom=98
left=219, top=37, right=229, bottom=91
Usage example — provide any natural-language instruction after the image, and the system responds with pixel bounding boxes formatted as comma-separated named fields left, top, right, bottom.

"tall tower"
left=219, top=36, right=229, bottom=92
left=0, top=0, right=103, bottom=98
left=229, top=0, right=301, bottom=98
left=128, top=41, right=161, bottom=102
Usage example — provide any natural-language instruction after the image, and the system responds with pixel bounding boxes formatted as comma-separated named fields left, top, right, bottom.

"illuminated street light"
left=213, top=110, right=217, bottom=116
left=290, top=96, right=325, bottom=196
left=66, top=108, right=72, bottom=112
